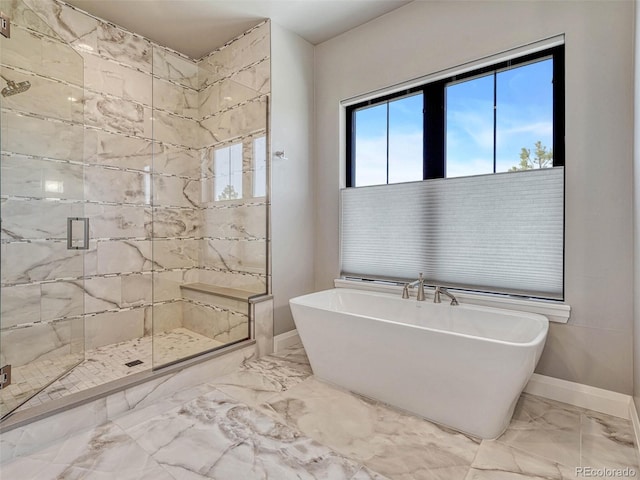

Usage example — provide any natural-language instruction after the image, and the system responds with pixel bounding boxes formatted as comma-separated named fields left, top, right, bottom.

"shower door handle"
left=67, top=217, right=89, bottom=250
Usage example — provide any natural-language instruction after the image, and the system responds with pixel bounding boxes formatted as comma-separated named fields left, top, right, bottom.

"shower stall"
left=0, top=0, right=270, bottom=420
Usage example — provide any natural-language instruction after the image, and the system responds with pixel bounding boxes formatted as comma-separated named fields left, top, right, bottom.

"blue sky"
left=354, top=58, right=553, bottom=186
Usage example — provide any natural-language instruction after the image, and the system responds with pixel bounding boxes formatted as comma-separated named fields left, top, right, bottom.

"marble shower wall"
left=196, top=21, right=270, bottom=294
left=150, top=47, right=200, bottom=337
left=2, top=0, right=270, bottom=372
left=1, top=0, right=87, bottom=369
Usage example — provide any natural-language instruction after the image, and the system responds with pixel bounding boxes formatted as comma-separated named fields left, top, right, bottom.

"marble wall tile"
left=153, top=77, right=198, bottom=119
left=22, top=0, right=100, bottom=48
left=0, top=67, right=83, bottom=124
left=182, top=301, right=249, bottom=343
left=152, top=174, right=201, bottom=208
left=253, top=298, right=273, bottom=358
left=84, top=167, right=148, bottom=205
left=152, top=110, right=201, bottom=148
left=153, top=269, right=197, bottom=302
left=84, top=275, right=122, bottom=313
left=84, top=128, right=152, bottom=171
left=201, top=238, right=267, bottom=274
left=150, top=301, right=183, bottom=334
left=198, top=21, right=270, bottom=85
left=82, top=239, right=98, bottom=277
left=85, top=308, right=145, bottom=350
left=202, top=203, right=267, bottom=239
left=147, top=206, right=201, bottom=238
left=95, top=22, right=152, bottom=73
left=7, top=0, right=60, bottom=39
left=96, top=239, right=153, bottom=275
left=2, top=111, right=84, bottom=163
left=180, top=287, right=248, bottom=314
left=0, top=320, right=71, bottom=367
left=200, top=97, right=267, bottom=145
left=199, top=77, right=263, bottom=118
left=83, top=52, right=151, bottom=105
left=84, top=90, right=151, bottom=137
left=40, top=280, right=84, bottom=321
left=121, top=273, right=152, bottom=308
left=85, top=203, right=147, bottom=239
left=0, top=284, right=41, bottom=329
left=152, top=238, right=200, bottom=270
left=1, top=198, right=82, bottom=241
left=1, top=154, right=84, bottom=200
left=2, top=24, right=84, bottom=86
left=2, top=241, right=83, bottom=284
left=197, top=269, right=266, bottom=293
left=152, top=142, right=200, bottom=178
left=232, top=58, right=270, bottom=95
left=153, top=48, right=199, bottom=88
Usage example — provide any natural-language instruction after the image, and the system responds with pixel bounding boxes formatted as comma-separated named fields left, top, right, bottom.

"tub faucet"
left=402, top=273, right=426, bottom=301
left=434, top=286, right=459, bottom=306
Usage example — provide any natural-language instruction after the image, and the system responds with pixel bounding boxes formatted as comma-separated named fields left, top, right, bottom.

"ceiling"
left=65, top=0, right=413, bottom=59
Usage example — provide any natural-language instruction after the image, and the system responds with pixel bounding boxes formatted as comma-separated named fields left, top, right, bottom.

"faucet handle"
left=434, top=285, right=441, bottom=303
left=402, top=284, right=410, bottom=299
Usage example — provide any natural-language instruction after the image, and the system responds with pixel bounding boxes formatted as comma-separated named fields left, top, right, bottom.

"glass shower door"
left=0, top=0, right=85, bottom=418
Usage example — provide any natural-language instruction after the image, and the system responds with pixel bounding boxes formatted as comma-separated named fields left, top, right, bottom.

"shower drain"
left=125, top=359, right=143, bottom=368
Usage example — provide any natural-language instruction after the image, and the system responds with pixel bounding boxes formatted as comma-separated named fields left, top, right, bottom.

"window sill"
left=334, top=278, right=570, bottom=323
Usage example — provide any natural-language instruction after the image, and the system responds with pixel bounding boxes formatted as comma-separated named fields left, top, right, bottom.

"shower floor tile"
left=10, top=328, right=224, bottom=413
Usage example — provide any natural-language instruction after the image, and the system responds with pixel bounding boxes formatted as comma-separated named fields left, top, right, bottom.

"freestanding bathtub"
left=289, top=288, right=549, bottom=439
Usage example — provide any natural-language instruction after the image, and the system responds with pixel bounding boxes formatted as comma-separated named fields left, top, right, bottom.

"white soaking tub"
left=289, top=288, right=549, bottom=439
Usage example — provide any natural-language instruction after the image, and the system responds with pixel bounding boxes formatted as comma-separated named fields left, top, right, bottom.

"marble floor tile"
left=2, top=344, right=638, bottom=480
left=0, top=422, right=176, bottom=480
left=112, top=382, right=219, bottom=432
left=466, top=440, right=579, bottom=480
left=263, top=376, right=481, bottom=480
left=495, top=394, right=582, bottom=468
left=126, top=388, right=367, bottom=479
left=580, top=410, right=638, bottom=472
left=267, top=342, right=311, bottom=370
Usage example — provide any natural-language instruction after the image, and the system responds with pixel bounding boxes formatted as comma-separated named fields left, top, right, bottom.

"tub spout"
left=434, top=286, right=459, bottom=306
left=403, top=273, right=426, bottom=301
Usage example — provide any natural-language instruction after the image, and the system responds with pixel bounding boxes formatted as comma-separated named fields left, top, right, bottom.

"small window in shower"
left=253, top=136, right=267, bottom=198
left=214, top=142, right=243, bottom=201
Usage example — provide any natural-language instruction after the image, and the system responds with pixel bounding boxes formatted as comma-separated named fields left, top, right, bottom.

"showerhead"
left=1, top=78, right=30, bottom=97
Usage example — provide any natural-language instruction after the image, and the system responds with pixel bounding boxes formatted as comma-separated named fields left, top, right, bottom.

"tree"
left=217, top=184, right=239, bottom=201
left=509, top=141, right=553, bottom=172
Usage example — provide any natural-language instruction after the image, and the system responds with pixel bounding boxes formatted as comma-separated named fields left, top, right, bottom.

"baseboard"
left=273, top=329, right=301, bottom=352
left=524, top=373, right=631, bottom=419
left=629, top=398, right=640, bottom=461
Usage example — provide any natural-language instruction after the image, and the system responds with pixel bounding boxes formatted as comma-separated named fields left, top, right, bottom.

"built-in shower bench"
left=180, top=283, right=255, bottom=313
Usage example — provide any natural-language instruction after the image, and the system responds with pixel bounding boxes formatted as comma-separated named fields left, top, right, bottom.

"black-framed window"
left=346, top=45, right=564, bottom=187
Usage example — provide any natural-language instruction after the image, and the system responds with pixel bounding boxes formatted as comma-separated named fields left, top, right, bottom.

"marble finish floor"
left=1, top=344, right=638, bottom=479
left=3, top=328, right=224, bottom=415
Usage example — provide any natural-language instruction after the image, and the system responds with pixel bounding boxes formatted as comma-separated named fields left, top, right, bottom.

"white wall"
left=270, top=23, right=316, bottom=335
left=315, top=1, right=635, bottom=394
left=633, top=0, right=640, bottom=410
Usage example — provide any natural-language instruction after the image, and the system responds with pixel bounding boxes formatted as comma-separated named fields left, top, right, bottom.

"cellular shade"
left=340, top=167, right=564, bottom=299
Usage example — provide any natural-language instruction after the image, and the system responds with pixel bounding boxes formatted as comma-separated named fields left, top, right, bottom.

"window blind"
left=340, top=167, right=564, bottom=299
